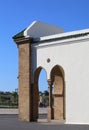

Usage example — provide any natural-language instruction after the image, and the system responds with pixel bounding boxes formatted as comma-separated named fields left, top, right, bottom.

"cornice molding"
left=13, top=37, right=33, bottom=45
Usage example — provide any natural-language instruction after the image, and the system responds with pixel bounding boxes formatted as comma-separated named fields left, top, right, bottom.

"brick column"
left=54, top=76, right=64, bottom=120
left=47, top=79, right=54, bottom=121
left=14, top=37, right=33, bottom=122
left=31, top=82, right=39, bottom=121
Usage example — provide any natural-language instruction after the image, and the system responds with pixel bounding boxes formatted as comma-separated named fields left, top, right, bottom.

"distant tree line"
left=0, top=89, right=50, bottom=108
left=0, top=89, right=18, bottom=108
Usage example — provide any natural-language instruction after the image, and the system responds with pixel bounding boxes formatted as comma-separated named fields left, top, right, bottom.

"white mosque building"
left=13, top=21, right=89, bottom=124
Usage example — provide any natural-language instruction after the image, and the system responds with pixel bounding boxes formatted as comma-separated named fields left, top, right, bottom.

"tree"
left=43, top=90, right=49, bottom=96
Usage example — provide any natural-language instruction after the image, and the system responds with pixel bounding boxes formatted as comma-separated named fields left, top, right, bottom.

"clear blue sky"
left=0, top=0, right=89, bottom=92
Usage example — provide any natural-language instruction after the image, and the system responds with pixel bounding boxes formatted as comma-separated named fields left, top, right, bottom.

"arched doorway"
left=32, top=67, right=48, bottom=121
left=50, top=65, right=65, bottom=121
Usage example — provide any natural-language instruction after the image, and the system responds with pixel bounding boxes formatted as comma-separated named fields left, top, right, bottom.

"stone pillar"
left=47, top=79, right=54, bottom=121
left=54, top=75, right=64, bottom=121
left=31, top=82, right=39, bottom=121
left=14, top=37, right=33, bottom=122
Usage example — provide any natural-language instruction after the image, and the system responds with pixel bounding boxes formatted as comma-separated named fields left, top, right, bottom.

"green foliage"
left=0, top=89, right=18, bottom=108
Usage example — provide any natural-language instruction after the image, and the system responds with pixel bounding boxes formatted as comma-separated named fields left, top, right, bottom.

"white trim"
left=39, top=28, right=89, bottom=41
left=32, top=35, right=89, bottom=49
left=24, top=21, right=37, bottom=37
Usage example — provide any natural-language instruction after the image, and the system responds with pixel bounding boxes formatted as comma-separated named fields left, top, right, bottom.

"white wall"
left=32, top=38, right=89, bottom=124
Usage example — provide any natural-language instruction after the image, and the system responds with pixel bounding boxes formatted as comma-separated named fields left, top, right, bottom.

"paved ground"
left=0, top=115, right=89, bottom=130
left=0, top=109, right=89, bottom=130
left=0, top=108, right=18, bottom=114
left=0, top=108, right=47, bottom=114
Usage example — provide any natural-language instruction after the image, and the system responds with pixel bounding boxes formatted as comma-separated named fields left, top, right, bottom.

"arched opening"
left=32, top=67, right=48, bottom=121
left=50, top=65, right=65, bottom=121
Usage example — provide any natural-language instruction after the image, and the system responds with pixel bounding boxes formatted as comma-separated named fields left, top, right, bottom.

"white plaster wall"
left=34, top=39, right=89, bottom=124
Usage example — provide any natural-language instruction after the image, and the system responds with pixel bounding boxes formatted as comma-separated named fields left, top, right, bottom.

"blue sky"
left=0, top=0, right=89, bottom=92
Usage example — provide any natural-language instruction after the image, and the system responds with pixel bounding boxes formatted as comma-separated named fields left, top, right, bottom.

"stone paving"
left=0, top=108, right=18, bottom=114
left=0, top=108, right=89, bottom=130
left=0, top=115, right=89, bottom=130
left=0, top=108, right=47, bottom=114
